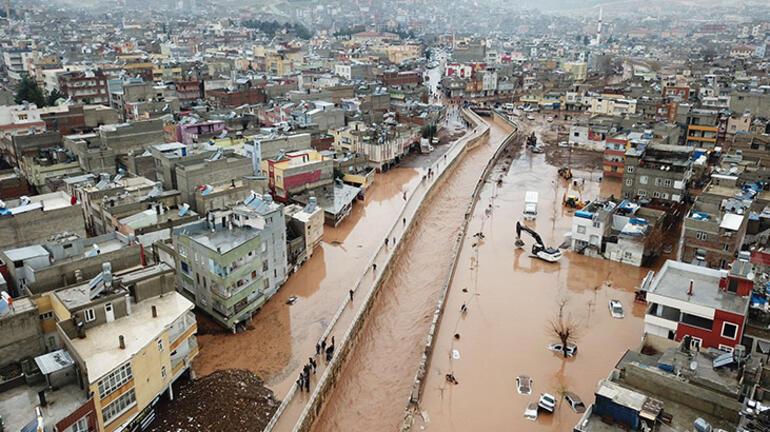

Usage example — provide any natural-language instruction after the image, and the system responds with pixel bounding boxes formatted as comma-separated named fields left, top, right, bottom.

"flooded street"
left=413, top=125, right=657, bottom=431
left=310, top=117, right=514, bottom=432
left=194, top=166, right=423, bottom=395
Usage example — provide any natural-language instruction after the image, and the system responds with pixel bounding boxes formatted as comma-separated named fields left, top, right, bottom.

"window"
left=97, top=363, right=133, bottom=399
left=652, top=191, right=661, bottom=198
left=178, top=244, right=187, bottom=257
left=626, top=166, right=635, bottom=173
left=623, top=251, right=633, bottom=260
left=638, top=190, right=647, bottom=197
left=625, top=178, right=633, bottom=186
left=157, top=338, right=164, bottom=352
left=722, top=322, right=738, bottom=340
left=577, top=225, right=586, bottom=234
left=718, top=344, right=734, bottom=353
left=84, top=308, right=96, bottom=322
left=101, top=389, right=136, bottom=424
left=639, top=175, right=648, bottom=185
left=180, top=261, right=190, bottom=274
left=696, top=232, right=707, bottom=241
left=161, top=366, right=167, bottom=379
left=681, top=313, right=713, bottom=330
left=39, top=311, right=53, bottom=320
left=71, top=417, right=88, bottom=432
left=262, top=260, right=269, bottom=271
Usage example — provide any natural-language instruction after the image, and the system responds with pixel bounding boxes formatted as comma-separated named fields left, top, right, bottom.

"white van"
left=524, top=191, right=538, bottom=220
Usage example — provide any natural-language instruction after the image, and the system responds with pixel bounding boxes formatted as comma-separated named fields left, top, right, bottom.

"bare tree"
left=549, top=297, right=580, bottom=358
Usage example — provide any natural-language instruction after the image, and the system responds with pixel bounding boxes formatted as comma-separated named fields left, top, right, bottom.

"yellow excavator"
left=562, top=178, right=586, bottom=209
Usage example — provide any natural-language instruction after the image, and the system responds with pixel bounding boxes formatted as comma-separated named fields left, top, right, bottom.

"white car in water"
left=524, top=402, right=539, bottom=421
left=609, top=299, right=624, bottom=319
left=516, top=375, right=533, bottom=395
left=538, top=393, right=557, bottom=413
left=547, top=342, right=577, bottom=357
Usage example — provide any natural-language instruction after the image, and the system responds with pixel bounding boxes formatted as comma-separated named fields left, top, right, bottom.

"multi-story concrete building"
left=172, top=192, right=287, bottom=331
left=682, top=182, right=751, bottom=269
left=263, top=149, right=333, bottom=202
left=684, top=108, right=722, bottom=148
left=1, top=263, right=197, bottom=432
left=621, top=144, right=693, bottom=204
left=0, top=191, right=87, bottom=249
left=644, top=259, right=750, bottom=352
left=58, top=70, right=109, bottom=105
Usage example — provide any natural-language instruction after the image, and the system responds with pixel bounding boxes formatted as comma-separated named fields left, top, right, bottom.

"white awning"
left=34, top=350, right=74, bottom=375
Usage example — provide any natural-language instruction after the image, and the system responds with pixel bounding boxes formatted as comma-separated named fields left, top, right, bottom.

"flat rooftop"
left=68, top=291, right=193, bottom=383
left=190, top=227, right=260, bottom=254
left=0, top=381, right=86, bottom=432
left=648, top=260, right=749, bottom=315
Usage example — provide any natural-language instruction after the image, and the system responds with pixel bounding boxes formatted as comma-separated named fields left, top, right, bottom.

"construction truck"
left=515, top=221, right=562, bottom=263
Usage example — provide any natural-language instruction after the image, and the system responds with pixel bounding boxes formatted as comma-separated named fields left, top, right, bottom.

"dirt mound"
left=149, top=369, right=279, bottom=432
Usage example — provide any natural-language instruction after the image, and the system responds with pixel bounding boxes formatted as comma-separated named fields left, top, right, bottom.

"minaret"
left=595, top=7, right=603, bottom=46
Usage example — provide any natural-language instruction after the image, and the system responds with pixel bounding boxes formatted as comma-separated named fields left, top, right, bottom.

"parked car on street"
left=609, top=299, right=624, bottom=319
left=558, top=141, right=569, bottom=148
left=516, top=375, right=533, bottom=395
left=547, top=342, right=577, bottom=357
left=538, top=393, right=557, bottom=412
left=564, top=392, right=586, bottom=413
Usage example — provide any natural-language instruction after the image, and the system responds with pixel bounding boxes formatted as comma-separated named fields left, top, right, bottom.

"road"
left=309, top=115, right=514, bottom=432
left=412, top=122, right=659, bottom=431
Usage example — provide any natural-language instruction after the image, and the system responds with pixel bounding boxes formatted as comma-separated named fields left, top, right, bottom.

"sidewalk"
left=266, top=109, right=489, bottom=432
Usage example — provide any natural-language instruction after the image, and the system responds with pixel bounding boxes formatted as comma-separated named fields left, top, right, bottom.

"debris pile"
left=148, top=369, right=279, bottom=432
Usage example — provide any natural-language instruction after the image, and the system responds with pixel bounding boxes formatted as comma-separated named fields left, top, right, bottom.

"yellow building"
left=42, top=263, right=198, bottom=432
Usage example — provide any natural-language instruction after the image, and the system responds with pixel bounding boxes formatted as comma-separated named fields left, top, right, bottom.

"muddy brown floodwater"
left=194, top=165, right=423, bottom=395
left=310, top=117, right=514, bottom=432
left=413, top=126, right=663, bottom=431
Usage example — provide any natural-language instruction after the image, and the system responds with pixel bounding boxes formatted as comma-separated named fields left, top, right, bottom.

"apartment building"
left=682, top=182, right=752, bottom=269
left=0, top=263, right=197, bottom=432
left=58, top=70, right=109, bottom=104
left=263, top=149, right=333, bottom=202
left=684, top=108, right=723, bottom=148
left=621, top=144, right=693, bottom=203
left=644, top=259, right=751, bottom=352
left=172, top=192, right=287, bottom=331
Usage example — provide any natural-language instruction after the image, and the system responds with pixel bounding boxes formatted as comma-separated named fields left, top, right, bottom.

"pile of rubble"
left=149, top=369, right=279, bottom=431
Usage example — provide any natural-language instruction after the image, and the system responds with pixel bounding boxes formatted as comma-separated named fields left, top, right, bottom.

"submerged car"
left=516, top=375, right=533, bottom=395
left=564, top=392, right=586, bottom=413
left=547, top=342, right=577, bottom=357
left=538, top=393, right=557, bottom=412
left=609, top=299, right=625, bottom=319
left=524, top=402, right=539, bottom=421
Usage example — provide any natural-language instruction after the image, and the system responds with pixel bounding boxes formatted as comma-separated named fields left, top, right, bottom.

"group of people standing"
left=297, top=336, right=336, bottom=393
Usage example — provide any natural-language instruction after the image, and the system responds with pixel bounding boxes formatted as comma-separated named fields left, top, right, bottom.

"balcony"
left=171, top=337, right=199, bottom=377
left=168, top=311, right=196, bottom=346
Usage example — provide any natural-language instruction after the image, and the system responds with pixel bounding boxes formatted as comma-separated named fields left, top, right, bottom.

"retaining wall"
left=264, top=109, right=491, bottom=432
left=400, top=110, right=518, bottom=431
